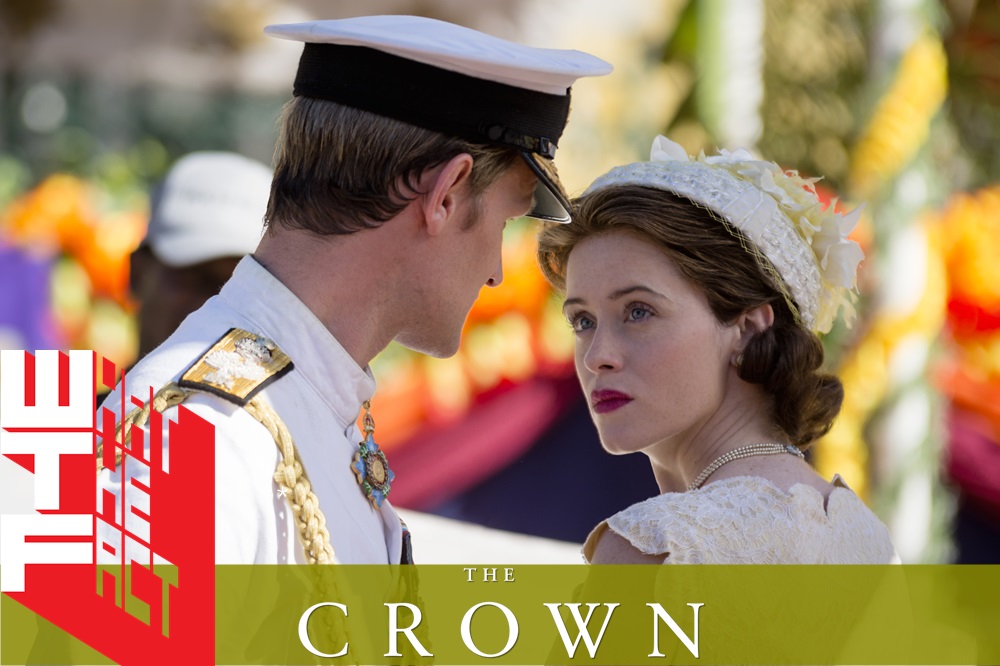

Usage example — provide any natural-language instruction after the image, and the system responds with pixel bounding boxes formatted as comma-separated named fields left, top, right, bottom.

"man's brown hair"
left=266, top=97, right=521, bottom=234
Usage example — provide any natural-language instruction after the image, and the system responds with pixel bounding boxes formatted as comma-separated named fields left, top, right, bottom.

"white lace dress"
left=583, top=475, right=899, bottom=564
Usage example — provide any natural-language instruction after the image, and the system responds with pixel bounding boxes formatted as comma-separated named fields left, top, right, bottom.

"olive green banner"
left=4, top=565, right=999, bottom=664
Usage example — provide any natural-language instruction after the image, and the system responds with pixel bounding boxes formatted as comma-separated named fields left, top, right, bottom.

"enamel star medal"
left=352, top=400, right=395, bottom=509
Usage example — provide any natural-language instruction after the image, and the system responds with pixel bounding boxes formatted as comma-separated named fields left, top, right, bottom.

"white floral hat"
left=582, top=135, right=865, bottom=334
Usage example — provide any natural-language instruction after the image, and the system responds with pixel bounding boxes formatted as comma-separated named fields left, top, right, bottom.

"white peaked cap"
left=264, top=15, right=613, bottom=222
left=264, top=14, right=613, bottom=95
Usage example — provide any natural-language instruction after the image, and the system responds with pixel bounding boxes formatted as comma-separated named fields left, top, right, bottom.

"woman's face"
left=563, top=229, right=739, bottom=455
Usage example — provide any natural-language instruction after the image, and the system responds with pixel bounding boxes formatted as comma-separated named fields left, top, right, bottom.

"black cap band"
left=293, top=43, right=570, bottom=158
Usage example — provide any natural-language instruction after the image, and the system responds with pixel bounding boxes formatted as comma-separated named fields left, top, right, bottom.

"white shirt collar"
left=217, top=256, right=376, bottom=426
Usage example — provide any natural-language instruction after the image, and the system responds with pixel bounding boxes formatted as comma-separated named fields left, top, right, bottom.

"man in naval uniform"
left=96, top=15, right=611, bottom=566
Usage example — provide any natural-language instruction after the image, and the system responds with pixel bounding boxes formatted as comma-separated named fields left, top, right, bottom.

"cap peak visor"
left=522, top=152, right=571, bottom=223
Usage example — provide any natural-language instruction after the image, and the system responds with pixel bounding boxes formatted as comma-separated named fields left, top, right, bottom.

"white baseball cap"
left=144, top=152, right=272, bottom=267
left=264, top=15, right=613, bottom=222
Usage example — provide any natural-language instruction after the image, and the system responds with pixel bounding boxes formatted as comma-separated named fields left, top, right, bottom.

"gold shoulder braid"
left=96, top=328, right=335, bottom=565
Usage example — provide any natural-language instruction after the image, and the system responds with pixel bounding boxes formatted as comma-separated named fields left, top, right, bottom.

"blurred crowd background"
left=2, top=0, right=999, bottom=563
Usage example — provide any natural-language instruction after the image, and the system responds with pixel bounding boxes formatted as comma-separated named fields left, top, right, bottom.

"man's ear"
left=735, top=303, right=774, bottom=352
left=420, top=153, right=474, bottom=236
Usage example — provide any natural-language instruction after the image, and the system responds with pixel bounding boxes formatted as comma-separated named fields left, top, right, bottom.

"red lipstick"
left=591, top=389, right=633, bottom=414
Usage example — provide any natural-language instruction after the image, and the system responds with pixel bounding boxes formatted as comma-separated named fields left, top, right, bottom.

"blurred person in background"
left=96, top=15, right=611, bottom=567
left=26, top=151, right=271, bottom=665
left=538, top=136, right=899, bottom=565
left=130, top=151, right=272, bottom=359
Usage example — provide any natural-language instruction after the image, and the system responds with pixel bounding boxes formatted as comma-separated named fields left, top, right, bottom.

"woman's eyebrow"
left=607, top=285, right=669, bottom=301
left=562, top=285, right=670, bottom=314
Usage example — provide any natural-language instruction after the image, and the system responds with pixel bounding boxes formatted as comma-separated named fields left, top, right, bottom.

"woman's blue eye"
left=569, top=314, right=594, bottom=332
left=628, top=305, right=652, bottom=321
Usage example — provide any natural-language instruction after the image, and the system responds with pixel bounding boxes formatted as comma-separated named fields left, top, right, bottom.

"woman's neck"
left=646, top=382, right=782, bottom=493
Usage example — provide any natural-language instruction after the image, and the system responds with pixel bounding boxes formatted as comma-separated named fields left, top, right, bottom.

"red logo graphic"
left=1, top=350, right=216, bottom=665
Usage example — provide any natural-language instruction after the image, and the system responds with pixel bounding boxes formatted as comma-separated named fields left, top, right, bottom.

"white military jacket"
left=96, top=257, right=403, bottom=564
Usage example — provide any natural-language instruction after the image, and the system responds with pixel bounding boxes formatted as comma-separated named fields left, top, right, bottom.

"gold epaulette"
left=178, top=328, right=293, bottom=406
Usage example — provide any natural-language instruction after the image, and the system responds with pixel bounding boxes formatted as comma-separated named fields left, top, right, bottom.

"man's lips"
left=591, top=389, right=633, bottom=414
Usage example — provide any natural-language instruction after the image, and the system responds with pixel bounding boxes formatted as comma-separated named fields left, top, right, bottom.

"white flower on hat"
left=645, top=135, right=864, bottom=333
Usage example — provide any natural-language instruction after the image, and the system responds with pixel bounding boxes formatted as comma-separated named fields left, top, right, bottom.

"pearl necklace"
left=688, top=442, right=805, bottom=491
